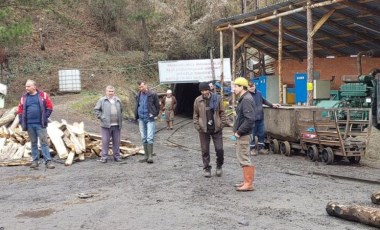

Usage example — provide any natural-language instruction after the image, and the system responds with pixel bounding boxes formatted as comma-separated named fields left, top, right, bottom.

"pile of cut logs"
left=0, top=107, right=142, bottom=166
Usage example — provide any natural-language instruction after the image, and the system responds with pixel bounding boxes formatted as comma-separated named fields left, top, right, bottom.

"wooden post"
left=220, top=31, right=224, bottom=99
left=278, top=16, right=283, bottom=104
left=231, top=28, right=236, bottom=121
left=209, top=46, right=216, bottom=93
left=306, top=0, right=314, bottom=106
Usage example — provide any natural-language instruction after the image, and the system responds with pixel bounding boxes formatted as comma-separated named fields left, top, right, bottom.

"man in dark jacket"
left=193, top=82, right=227, bottom=178
left=135, top=81, right=160, bottom=163
left=17, top=79, right=55, bottom=169
left=232, top=77, right=256, bottom=192
left=248, top=82, right=280, bottom=155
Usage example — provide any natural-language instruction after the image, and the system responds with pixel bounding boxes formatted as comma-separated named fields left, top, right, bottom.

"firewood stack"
left=0, top=107, right=142, bottom=166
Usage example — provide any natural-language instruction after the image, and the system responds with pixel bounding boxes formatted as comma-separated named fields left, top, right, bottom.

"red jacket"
left=17, top=89, right=53, bottom=131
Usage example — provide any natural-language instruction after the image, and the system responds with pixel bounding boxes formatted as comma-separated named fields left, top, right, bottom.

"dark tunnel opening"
left=174, top=83, right=201, bottom=117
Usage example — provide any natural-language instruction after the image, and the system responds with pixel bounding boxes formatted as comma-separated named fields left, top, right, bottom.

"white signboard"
left=158, top=58, right=231, bottom=83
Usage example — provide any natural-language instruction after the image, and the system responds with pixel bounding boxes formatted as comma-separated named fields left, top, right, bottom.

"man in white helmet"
left=161, top=89, right=177, bottom=130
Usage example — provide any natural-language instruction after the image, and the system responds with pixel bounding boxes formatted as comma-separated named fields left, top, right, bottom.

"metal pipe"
left=357, top=51, right=366, bottom=76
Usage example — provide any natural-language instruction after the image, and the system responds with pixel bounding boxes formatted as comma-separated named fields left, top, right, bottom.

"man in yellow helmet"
left=232, top=77, right=256, bottom=191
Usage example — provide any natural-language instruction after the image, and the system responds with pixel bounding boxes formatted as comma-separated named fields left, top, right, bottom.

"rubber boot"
left=147, top=144, right=154, bottom=164
left=236, top=166, right=255, bottom=192
left=170, top=121, right=174, bottom=130
left=139, top=143, right=148, bottom=163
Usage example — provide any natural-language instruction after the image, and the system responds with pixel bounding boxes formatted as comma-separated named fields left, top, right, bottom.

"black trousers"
left=199, top=130, right=224, bottom=170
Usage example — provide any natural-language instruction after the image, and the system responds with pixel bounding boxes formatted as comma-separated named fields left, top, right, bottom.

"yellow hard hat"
left=234, top=77, right=248, bottom=87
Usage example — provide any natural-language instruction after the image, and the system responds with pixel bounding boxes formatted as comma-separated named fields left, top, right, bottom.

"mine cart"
left=263, top=106, right=321, bottom=156
left=297, top=108, right=371, bottom=164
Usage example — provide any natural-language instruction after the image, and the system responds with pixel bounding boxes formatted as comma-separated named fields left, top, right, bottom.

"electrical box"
left=313, top=80, right=331, bottom=99
left=258, top=75, right=279, bottom=103
left=58, top=70, right=81, bottom=92
left=295, top=73, right=308, bottom=104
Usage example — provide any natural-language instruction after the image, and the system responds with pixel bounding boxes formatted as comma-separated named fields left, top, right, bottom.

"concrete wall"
left=274, top=56, right=380, bottom=89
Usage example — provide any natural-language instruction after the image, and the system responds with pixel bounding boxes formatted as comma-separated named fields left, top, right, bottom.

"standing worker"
left=135, top=81, right=160, bottom=164
left=94, top=85, right=123, bottom=163
left=193, top=82, right=227, bottom=178
left=232, top=77, right=256, bottom=191
left=161, top=89, right=177, bottom=130
left=248, top=82, right=280, bottom=155
left=17, top=79, right=55, bottom=169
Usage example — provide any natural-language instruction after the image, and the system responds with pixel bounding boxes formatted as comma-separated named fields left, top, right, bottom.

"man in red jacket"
left=17, top=79, right=54, bottom=169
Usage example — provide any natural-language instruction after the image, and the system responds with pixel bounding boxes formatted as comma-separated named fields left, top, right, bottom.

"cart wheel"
left=307, top=145, right=319, bottom=162
left=321, top=147, right=334, bottom=165
left=280, top=141, right=291, bottom=156
left=334, top=155, right=343, bottom=162
left=269, top=139, right=279, bottom=154
left=348, top=156, right=361, bottom=164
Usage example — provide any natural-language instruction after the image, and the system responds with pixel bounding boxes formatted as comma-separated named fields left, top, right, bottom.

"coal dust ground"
left=0, top=95, right=379, bottom=230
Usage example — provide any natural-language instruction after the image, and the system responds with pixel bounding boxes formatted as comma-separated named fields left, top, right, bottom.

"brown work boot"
left=45, top=161, right=55, bottom=169
left=250, top=149, right=258, bottom=156
left=30, top=161, right=39, bottom=169
left=258, top=148, right=269, bottom=155
left=236, top=166, right=255, bottom=192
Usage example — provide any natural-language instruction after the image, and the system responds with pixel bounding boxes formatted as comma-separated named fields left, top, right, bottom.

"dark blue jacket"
left=134, top=90, right=160, bottom=121
left=250, top=90, right=273, bottom=121
left=233, top=92, right=256, bottom=136
left=17, top=90, right=53, bottom=131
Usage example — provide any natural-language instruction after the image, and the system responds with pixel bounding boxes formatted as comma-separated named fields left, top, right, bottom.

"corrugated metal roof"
left=213, top=0, right=380, bottom=61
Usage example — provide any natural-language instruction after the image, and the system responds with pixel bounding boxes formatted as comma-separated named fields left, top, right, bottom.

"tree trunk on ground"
left=372, top=191, right=380, bottom=205
left=326, top=201, right=380, bottom=228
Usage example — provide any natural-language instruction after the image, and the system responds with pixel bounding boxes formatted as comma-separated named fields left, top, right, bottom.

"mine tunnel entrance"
left=173, top=83, right=201, bottom=117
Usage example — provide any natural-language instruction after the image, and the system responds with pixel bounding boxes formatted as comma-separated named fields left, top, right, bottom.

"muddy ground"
left=0, top=95, right=379, bottom=230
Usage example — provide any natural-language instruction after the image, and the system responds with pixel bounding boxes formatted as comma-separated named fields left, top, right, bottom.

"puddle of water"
left=16, top=208, right=55, bottom=218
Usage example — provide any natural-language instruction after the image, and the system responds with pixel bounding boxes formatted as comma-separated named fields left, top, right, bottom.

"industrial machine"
left=316, top=49, right=380, bottom=126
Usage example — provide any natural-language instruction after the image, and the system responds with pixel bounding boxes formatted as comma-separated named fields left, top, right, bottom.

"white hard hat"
left=167, top=89, right=172, bottom=94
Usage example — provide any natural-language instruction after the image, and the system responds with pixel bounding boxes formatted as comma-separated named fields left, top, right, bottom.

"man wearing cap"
left=193, top=82, right=227, bottom=178
left=161, top=89, right=177, bottom=130
left=232, top=77, right=256, bottom=191
left=248, top=82, right=280, bottom=155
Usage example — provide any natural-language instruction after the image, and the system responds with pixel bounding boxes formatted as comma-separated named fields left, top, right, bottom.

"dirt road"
left=0, top=96, right=379, bottom=230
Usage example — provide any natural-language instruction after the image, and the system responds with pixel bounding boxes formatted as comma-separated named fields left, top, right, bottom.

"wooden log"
left=372, top=191, right=380, bottom=205
left=0, top=159, right=31, bottom=167
left=23, top=142, right=31, bottom=158
left=46, top=121, right=68, bottom=159
left=326, top=202, right=380, bottom=228
left=72, top=122, right=85, bottom=161
left=62, top=120, right=85, bottom=153
left=11, top=144, right=24, bottom=160
left=9, top=115, right=20, bottom=130
left=65, top=151, right=75, bottom=166
left=7, top=142, right=20, bottom=160
left=0, top=107, right=17, bottom=127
